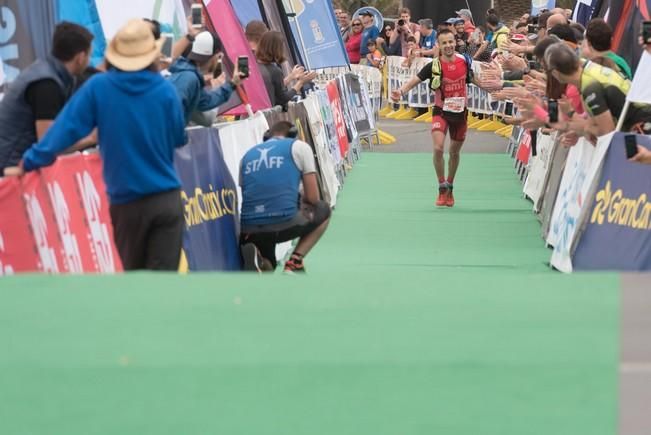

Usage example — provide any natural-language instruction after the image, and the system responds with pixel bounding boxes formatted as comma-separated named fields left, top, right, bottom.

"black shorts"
left=240, top=200, right=331, bottom=267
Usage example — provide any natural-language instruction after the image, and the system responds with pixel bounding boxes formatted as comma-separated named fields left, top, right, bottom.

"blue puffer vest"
left=0, top=56, right=74, bottom=171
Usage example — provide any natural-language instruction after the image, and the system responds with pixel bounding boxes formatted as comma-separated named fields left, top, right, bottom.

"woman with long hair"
left=256, top=31, right=314, bottom=109
left=345, top=18, right=363, bottom=64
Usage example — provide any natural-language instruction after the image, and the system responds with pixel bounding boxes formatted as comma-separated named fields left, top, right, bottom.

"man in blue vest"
left=0, top=22, right=94, bottom=174
left=239, top=121, right=331, bottom=273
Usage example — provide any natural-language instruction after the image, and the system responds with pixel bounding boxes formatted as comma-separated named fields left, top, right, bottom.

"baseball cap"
left=360, top=11, right=373, bottom=17
left=456, top=8, right=474, bottom=20
left=188, top=31, right=221, bottom=63
left=445, top=18, right=457, bottom=24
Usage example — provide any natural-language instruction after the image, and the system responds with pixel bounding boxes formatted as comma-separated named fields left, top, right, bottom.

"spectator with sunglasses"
left=346, top=19, right=363, bottom=64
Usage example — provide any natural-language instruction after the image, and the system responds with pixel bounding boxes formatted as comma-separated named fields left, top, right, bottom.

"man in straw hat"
left=12, top=19, right=188, bottom=271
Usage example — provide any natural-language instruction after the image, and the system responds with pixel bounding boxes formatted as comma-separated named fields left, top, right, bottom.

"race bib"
left=442, top=97, right=466, bottom=113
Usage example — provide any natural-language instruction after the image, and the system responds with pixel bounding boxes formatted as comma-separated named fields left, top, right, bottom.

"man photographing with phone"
left=167, top=31, right=246, bottom=126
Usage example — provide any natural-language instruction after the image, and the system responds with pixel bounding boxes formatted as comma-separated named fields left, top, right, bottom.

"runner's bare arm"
left=390, top=76, right=423, bottom=101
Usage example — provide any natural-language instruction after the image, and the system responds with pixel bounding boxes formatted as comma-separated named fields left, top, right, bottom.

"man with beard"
left=391, top=30, right=473, bottom=207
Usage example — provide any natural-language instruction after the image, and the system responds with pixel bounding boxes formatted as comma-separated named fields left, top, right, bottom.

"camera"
left=398, top=19, right=405, bottom=27
left=527, top=24, right=538, bottom=34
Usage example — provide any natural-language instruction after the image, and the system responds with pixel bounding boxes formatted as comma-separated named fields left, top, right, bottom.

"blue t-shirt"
left=419, top=31, right=437, bottom=56
left=360, top=25, right=380, bottom=56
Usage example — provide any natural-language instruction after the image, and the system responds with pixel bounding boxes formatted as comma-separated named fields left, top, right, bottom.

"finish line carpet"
left=0, top=153, right=619, bottom=434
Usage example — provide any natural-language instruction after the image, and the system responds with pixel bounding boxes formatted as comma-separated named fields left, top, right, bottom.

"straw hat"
left=105, top=19, right=164, bottom=71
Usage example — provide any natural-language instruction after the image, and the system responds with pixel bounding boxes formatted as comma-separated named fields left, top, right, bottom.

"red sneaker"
left=446, top=186, right=455, bottom=207
left=436, top=185, right=448, bottom=206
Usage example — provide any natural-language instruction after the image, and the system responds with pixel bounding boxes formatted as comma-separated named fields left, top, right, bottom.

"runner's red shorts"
left=431, top=113, right=468, bottom=142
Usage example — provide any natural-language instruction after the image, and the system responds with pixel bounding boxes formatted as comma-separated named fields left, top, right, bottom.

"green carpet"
left=0, top=153, right=619, bottom=434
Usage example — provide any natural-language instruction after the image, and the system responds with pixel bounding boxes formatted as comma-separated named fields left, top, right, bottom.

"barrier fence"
left=0, top=70, right=377, bottom=274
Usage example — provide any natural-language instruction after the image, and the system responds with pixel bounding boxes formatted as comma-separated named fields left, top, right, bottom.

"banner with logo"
left=523, top=132, right=556, bottom=211
left=174, top=127, right=241, bottom=271
left=516, top=130, right=531, bottom=165
left=302, top=93, right=340, bottom=206
left=281, top=0, right=348, bottom=70
left=0, top=0, right=37, bottom=87
left=80, top=153, right=123, bottom=273
left=20, top=171, right=64, bottom=273
left=0, top=177, right=39, bottom=275
left=41, top=155, right=108, bottom=273
left=204, top=0, right=272, bottom=113
left=573, top=134, right=651, bottom=271
left=549, top=134, right=611, bottom=272
left=327, top=81, right=350, bottom=158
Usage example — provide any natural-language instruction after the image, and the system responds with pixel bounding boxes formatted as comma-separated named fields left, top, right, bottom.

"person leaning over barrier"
left=545, top=42, right=651, bottom=138
left=167, top=31, right=244, bottom=126
left=239, top=121, right=331, bottom=273
left=0, top=22, right=94, bottom=175
left=5, top=19, right=188, bottom=271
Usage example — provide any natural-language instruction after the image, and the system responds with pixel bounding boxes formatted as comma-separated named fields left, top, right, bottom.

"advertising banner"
left=516, top=130, right=531, bottom=165
left=523, top=132, right=556, bottom=211
left=327, top=81, right=350, bottom=158
left=175, top=127, right=241, bottom=271
left=80, top=153, right=123, bottom=273
left=204, top=0, right=272, bottom=113
left=303, top=93, right=340, bottom=206
left=281, top=0, right=348, bottom=70
left=0, top=177, right=39, bottom=274
left=549, top=134, right=611, bottom=272
left=41, top=155, right=105, bottom=273
left=20, top=171, right=63, bottom=273
left=0, top=0, right=37, bottom=86
left=573, top=134, right=651, bottom=271
left=342, top=73, right=371, bottom=134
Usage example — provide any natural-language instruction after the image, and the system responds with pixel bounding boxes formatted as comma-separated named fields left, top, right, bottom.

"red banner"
left=0, top=153, right=122, bottom=274
left=80, top=154, right=122, bottom=273
left=0, top=177, right=40, bottom=274
left=20, top=171, right=64, bottom=273
left=327, top=81, right=350, bottom=158
left=516, top=130, right=531, bottom=165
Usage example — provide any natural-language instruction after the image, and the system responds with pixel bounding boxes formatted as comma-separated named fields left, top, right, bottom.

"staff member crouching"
left=9, top=19, right=188, bottom=271
left=239, top=121, right=331, bottom=273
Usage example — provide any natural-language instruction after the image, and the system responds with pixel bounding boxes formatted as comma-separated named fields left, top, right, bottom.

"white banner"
left=216, top=112, right=269, bottom=206
left=95, top=0, right=187, bottom=40
left=548, top=134, right=612, bottom=272
left=303, top=93, right=340, bottom=206
left=523, top=132, right=557, bottom=211
left=627, top=51, right=651, bottom=104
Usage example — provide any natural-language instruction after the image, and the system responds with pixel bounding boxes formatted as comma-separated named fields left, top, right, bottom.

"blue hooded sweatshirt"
left=22, top=69, right=187, bottom=205
left=167, top=57, right=235, bottom=125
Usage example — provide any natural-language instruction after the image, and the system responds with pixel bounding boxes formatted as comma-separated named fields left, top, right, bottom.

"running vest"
left=429, top=53, right=472, bottom=92
left=579, top=60, right=630, bottom=117
left=240, top=138, right=302, bottom=226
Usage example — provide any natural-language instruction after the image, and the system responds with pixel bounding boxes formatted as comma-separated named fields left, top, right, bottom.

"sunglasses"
left=352, top=23, right=362, bottom=26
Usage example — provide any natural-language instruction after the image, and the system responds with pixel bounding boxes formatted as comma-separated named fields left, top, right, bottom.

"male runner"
left=391, top=29, right=471, bottom=207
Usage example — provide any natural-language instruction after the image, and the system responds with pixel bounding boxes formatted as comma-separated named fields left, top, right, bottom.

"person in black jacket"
left=256, top=31, right=315, bottom=109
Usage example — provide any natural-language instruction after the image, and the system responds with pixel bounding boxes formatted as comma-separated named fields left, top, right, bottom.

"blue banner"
left=231, top=0, right=264, bottom=27
left=282, top=0, right=348, bottom=69
left=57, top=0, right=107, bottom=67
left=573, top=133, right=651, bottom=271
left=531, top=0, right=556, bottom=15
left=174, top=128, right=242, bottom=271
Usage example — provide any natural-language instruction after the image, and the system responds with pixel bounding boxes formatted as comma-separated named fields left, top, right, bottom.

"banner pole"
left=615, top=100, right=630, bottom=132
left=285, top=3, right=312, bottom=71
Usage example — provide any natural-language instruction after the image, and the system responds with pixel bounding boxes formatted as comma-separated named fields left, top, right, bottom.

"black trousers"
left=109, top=189, right=184, bottom=271
left=240, top=200, right=331, bottom=268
